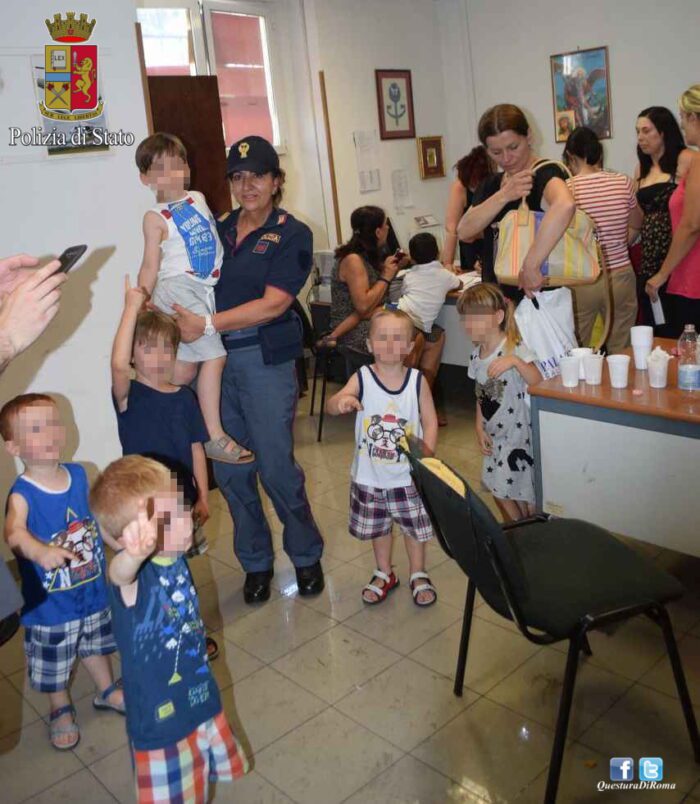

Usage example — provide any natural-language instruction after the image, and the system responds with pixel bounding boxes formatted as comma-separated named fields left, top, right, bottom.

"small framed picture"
left=550, top=46, right=612, bottom=140
left=375, top=69, right=415, bottom=140
left=417, top=136, right=445, bottom=179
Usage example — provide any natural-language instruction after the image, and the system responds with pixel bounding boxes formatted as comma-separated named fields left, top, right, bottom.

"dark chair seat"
left=508, top=518, right=684, bottom=639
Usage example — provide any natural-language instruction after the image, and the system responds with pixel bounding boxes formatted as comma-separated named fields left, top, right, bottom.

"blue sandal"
left=49, top=704, right=80, bottom=750
left=93, top=679, right=126, bottom=714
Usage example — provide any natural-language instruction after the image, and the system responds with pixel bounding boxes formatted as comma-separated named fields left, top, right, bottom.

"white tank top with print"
left=352, top=365, right=423, bottom=489
left=152, top=191, right=223, bottom=285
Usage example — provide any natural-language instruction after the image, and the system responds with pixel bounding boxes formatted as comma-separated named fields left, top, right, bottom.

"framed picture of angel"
left=550, top=46, right=612, bottom=140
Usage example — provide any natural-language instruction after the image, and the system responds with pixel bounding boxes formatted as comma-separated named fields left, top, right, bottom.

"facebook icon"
left=639, top=757, right=664, bottom=782
left=610, top=757, right=634, bottom=781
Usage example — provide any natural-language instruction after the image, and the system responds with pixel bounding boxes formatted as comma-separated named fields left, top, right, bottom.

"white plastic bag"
left=515, top=289, right=577, bottom=379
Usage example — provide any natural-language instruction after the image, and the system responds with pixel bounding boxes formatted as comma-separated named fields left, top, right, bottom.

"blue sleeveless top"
left=10, top=463, right=109, bottom=626
left=109, top=555, right=221, bottom=750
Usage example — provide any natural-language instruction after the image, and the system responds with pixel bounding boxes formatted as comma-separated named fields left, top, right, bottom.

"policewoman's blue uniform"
left=214, top=204, right=324, bottom=575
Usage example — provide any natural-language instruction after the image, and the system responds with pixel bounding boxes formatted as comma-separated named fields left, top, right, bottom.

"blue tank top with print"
left=10, top=463, right=109, bottom=626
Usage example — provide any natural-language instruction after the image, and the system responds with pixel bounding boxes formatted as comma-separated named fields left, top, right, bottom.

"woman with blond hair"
left=646, top=85, right=700, bottom=334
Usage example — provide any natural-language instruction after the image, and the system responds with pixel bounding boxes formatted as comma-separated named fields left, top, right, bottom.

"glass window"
left=207, top=10, right=278, bottom=145
left=137, top=8, right=196, bottom=76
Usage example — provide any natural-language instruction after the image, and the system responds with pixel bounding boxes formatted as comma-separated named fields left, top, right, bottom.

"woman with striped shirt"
left=563, top=127, right=643, bottom=352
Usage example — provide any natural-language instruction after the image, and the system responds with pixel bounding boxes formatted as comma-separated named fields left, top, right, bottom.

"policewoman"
left=174, top=136, right=324, bottom=604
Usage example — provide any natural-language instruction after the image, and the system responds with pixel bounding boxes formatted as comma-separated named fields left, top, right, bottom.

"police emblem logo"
left=40, top=12, right=103, bottom=122
left=238, top=142, right=250, bottom=158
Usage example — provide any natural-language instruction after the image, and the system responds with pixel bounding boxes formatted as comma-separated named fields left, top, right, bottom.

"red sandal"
left=362, top=569, right=399, bottom=605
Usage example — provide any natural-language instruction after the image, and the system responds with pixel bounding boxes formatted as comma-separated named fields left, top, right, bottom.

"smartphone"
left=394, top=248, right=406, bottom=261
left=57, top=244, right=87, bottom=274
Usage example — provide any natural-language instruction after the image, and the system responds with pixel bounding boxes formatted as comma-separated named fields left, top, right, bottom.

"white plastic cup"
left=607, top=354, right=630, bottom=389
left=630, top=325, right=653, bottom=346
left=648, top=359, right=669, bottom=388
left=584, top=354, right=604, bottom=385
left=559, top=356, right=580, bottom=388
left=570, top=347, right=593, bottom=380
left=633, top=344, right=652, bottom=370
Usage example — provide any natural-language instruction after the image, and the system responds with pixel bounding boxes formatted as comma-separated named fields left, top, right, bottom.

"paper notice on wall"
left=353, top=130, right=381, bottom=193
left=391, top=169, right=413, bottom=210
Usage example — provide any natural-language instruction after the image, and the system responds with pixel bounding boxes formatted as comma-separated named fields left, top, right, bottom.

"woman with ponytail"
left=563, top=126, right=642, bottom=352
left=457, top=282, right=542, bottom=522
left=329, top=206, right=401, bottom=361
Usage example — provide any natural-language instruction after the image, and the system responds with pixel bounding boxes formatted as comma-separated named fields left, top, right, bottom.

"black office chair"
left=404, top=442, right=700, bottom=804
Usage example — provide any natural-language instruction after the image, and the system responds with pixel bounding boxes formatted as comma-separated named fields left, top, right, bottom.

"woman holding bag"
left=458, top=104, right=575, bottom=299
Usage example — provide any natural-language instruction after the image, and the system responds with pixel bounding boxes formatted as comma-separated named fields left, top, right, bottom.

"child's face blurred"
left=461, top=309, right=504, bottom=343
left=142, top=153, right=189, bottom=197
left=367, top=317, right=413, bottom=364
left=152, top=487, right=192, bottom=556
left=7, top=403, right=65, bottom=464
left=132, top=336, right=176, bottom=382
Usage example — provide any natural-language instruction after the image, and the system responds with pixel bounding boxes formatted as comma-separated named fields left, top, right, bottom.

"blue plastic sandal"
left=49, top=704, right=80, bottom=750
left=93, top=678, right=126, bottom=714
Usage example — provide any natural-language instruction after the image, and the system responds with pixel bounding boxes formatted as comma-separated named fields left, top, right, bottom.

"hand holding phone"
left=394, top=249, right=406, bottom=261
left=57, top=245, right=88, bottom=274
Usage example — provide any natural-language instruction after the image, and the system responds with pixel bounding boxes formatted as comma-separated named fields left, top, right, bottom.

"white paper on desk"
left=651, top=296, right=666, bottom=325
left=391, top=169, right=413, bottom=209
left=353, top=130, right=381, bottom=194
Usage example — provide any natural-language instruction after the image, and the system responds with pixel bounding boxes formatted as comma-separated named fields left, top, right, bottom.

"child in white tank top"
left=135, top=133, right=252, bottom=466
left=326, top=309, right=439, bottom=606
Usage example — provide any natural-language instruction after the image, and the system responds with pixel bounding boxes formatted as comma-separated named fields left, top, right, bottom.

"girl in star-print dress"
left=458, top=283, right=543, bottom=522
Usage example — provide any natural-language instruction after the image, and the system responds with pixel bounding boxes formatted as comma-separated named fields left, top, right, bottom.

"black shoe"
left=244, top=570, right=273, bottom=604
left=295, top=561, right=324, bottom=596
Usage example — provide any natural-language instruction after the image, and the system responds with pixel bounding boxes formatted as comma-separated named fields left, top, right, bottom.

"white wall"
left=309, top=0, right=454, bottom=249
left=0, top=0, right=150, bottom=523
left=458, top=0, right=700, bottom=177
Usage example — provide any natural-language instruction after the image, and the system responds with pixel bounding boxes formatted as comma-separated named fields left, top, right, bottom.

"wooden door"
left=147, top=76, right=231, bottom=216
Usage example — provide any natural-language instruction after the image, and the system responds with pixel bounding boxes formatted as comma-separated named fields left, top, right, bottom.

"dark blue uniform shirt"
left=215, top=207, right=313, bottom=315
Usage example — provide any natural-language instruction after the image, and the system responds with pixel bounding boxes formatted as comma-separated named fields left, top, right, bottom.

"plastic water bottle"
left=678, top=324, right=700, bottom=391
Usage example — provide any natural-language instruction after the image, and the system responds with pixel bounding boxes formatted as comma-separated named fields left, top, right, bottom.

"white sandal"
left=409, top=571, right=437, bottom=607
left=362, top=569, right=399, bottom=605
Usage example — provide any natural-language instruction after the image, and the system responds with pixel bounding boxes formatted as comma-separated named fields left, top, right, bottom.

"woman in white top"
left=563, top=127, right=643, bottom=352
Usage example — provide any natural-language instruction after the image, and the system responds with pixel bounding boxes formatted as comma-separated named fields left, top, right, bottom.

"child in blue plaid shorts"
left=1, top=394, right=124, bottom=751
left=326, top=309, right=439, bottom=606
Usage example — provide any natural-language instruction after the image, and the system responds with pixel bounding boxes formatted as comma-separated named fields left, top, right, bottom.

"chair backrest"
left=407, top=448, right=528, bottom=620
left=309, top=300, right=331, bottom=340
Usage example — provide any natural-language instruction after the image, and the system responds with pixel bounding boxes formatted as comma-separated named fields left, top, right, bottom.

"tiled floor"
left=3, top=384, right=700, bottom=802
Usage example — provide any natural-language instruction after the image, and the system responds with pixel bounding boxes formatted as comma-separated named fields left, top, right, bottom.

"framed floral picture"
left=375, top=69, right=415, bottom=140
left=417, top=136, right=445, bottom=179
left=550, top=46, right=612, bottom=140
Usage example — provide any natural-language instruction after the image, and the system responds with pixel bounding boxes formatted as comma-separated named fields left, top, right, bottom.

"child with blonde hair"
left=457, top=283, right=542, bottom=522
left=91, top=456, right=248, bottom=802
left=326, top=308, right=438, bottom=606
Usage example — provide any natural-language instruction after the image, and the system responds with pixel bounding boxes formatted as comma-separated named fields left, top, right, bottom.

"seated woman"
left=328, top=211, right=454, bottom=422
left=328, top=206, right=403, bottom=373
left=563, top=126, right=642, bottom=352
left=457, top=103, right=575, bottom=299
